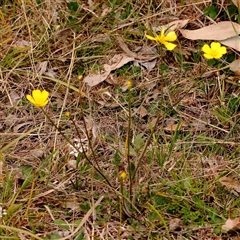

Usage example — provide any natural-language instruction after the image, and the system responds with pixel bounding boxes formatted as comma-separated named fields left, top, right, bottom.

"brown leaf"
left=232, top=0, right=240, bottom=7
left=220, top=36, right=240, bottom=52
left=229, top=59, right=240, bottom=75
left=180, top=21, right=240, bottom=41
left=138, top=106, right=148, bottom=118
left=164, top=120, right=188, bottom=131
left=219, top=177, right=240, bottom=193
left=83, top=71, right=111, bottom=87
left=84, top=54, right=134, bottom=87
left=222, top=218, right=240, bottom=232
left=169, top=218, right=183, bottom=232
left=153, top=19, right=190, bottom=32
left=104, top=54, right=134, bottom=72
left=116, top=36, right=157, bottom=61
left=9, top=90, right=21, bottom=106
left=37, top=61, right=57, bottom=78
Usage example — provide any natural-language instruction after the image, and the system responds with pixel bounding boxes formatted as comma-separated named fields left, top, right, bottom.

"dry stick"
left=40, top=108, right=112, bottom=187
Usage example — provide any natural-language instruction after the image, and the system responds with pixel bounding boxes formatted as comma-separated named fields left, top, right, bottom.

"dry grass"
left=0, top=0, right=240, bottom=239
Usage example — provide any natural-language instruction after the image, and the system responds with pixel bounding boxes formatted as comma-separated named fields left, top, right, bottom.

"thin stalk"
left=126, top=83, right=132, bottom=200
left=147, top=203, right=171, bottom=240
left=40, top=108, right=112, bottom=187
left=118, top=178, right=124, bottom=239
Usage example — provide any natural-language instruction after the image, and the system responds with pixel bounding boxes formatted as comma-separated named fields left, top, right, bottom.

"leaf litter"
left=84, top=36, right=158, bottom=87
left=180, top=21, right=240, bottom=51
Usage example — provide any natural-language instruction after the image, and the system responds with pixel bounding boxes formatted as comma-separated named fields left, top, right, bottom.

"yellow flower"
left=146, top=28, right=177, bottom=50
left=65, top=112, right=71, bottom=118
left=202, top=42, right=227, bottom=59
left=26, top=89, right=49, bottom=107
left=127, top=81, right=132, bottom=89
left=120, top=171, right=127, bottom=181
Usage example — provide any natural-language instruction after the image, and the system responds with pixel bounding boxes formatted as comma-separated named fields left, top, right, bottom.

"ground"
left=0, top=0, right=240, bottom=239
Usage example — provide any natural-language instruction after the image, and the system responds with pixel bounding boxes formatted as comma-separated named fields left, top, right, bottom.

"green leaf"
left=133, top=133, right=145, bottom=151
left=54, top=219, right=69, bottom=230
left=203, top=5, right=219, bottom=19
left=50, top=233, right=62, bottom=239
left=68, top=2, right=79, bottom=11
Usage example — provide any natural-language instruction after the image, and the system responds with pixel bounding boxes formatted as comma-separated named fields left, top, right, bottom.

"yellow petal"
left=27, top=90, right=49, bottom=107
left=213, top=51, right=226, bottom=59
left=41, top=90, right=49, bottom=99
left=202, top=44, right=211, bottom=53
left=160, top=28, right=165, bottom=36
left=203, top=53, right=214, bottom=59
left=219, top=46, right=227, bottom=54
left=164, top=31, right=177, bottom=42
left=146, top=34, right=157, bottom=41
left=164, top=42, right=177, bottom=50
left=26, top=94, right=36, bottom=105
left=210, top=42, right=221, bottom=50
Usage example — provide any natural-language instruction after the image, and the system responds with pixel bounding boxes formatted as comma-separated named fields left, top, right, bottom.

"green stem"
left=0, top=224, right=44, bottom=240
left=147, top=203, right=171, bottom=240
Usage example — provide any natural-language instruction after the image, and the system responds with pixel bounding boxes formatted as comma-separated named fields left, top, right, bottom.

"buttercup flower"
left=120, top=171, right=127, bottom=181
left=26, top=89, right=49, bottom=107
left=202, top=42, right=227, bottom=59
left=127, top=81, right=132, bottom=89
left=146, top=28, right=177, bottom=50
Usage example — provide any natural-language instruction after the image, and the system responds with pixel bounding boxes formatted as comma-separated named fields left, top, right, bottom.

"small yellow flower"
left=26, top=89, right=49, bottom=107
left=146, top=28, right=177, bottom=51
left=127, top=81, right=132, bottom=89
left=202, top=42, right=227, bottom=59
left=65, top=112, right=71, bottom=118
left=120, top=171, right=127, bottom=181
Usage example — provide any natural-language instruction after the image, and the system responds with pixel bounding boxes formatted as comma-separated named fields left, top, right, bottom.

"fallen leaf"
left=37, top=61, right=57, bottom=78
left=66, top=200, right=80, bottom=211
left=229, top=59, right=240, bottom=75
left=180, top=21, right=240, bottom=41
left=134, top=58, right=157, bottom=72
left=67, top=160, right=77, bottom=169
left=91, top=33, right=110, bottom=43
left=169, top=218, right=183, bottom=232
left=9, top=90, right=21, bottom=106
left=88, top=0, right=94, bottom=7
left=13, top=122, right=32, bottom=133
left=219, top=177, right=240, bottom=193
left=232, top=0, right=240, bottom=7
left=164, top=120, right=188, bottom=131
left=84, top=54, right=134, bottom=87
left=83, top=71, right=111, bottom=87
left=104, top=54, right=134, bottom=72
left=133, top=45, right=157, bottom=71
left=30, top=149, right=45, bottom=158
left=13, top=39, right=31, bottom=47
left=116, top=36, right=157, bottom=61
left=101, top=3, right=111, bottom=17
left=137, top=106, right=148, bottom=118
left=220, top=36, right=240, bottom=52
left=153, top=19, right=190, bottom=32
left=222, top=218, right=240, bottom=232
